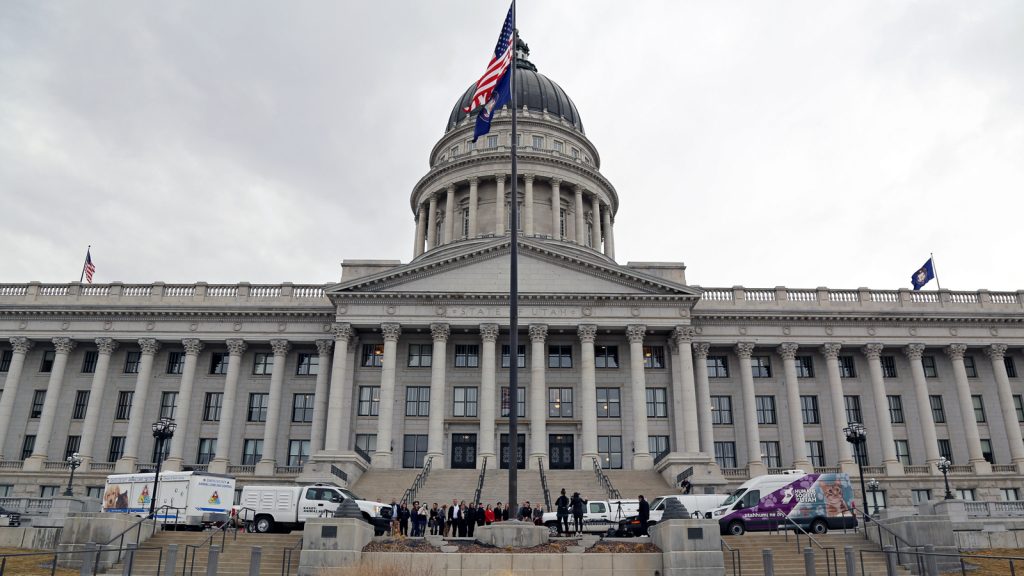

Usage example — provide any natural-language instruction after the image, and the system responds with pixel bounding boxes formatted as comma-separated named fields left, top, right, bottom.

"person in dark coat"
left=532, top=503, right=544, bottom=526
left=458, top=500, right=469, bottom=537
left=447, top=499, right=461, bottom=537
left=570, top=492, right=586, bottom=536
left=518, top=501, right=532, bottom=521
left=465, top=502, right=477, bottom=537
left=555, top=489, right=570, bottom=536
left=638, top=495, right=650, bottom=537
left=410, top=501, right=421, bottom=536
left=476, top=503, right=486, bottom=527
left=398, top=503, right=410, bottom=536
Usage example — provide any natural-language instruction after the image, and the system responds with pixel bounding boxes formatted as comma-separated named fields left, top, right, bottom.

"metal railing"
left=101, top=516, right=157, bottom=565
left=354, top=445, right=371, bottom=463
left=652, top=450, right=669, bottom=466
left=473, top=456, right=488, bottom=506
left=591, top=457, right=621, bottom=500
left=538, top=457, right=552, bottom=512
left=182, top=521, right=233, bottom=576
left=401, top=456, right=433, bottom=506
left=771, top=514, right=839, bottom=576
left=281, top=538, right=303, bottom=576
left=842, top=503, right=921, bottom=568
left=721, top=537, right=742, bottom=576
left=0, top=545, right=163, bottom=576
left=858, top=546, right=1024, bottom=576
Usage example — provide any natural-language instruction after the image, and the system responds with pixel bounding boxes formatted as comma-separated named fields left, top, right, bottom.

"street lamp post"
left=843, top=422, right=871, bottom=525
left=149, top=417, right=177, bottom=519
left=63, top=452, right=82, bottom=497
left=937, top=457, right=954, bottom=500
left=867, top=478, right=880, bottom=515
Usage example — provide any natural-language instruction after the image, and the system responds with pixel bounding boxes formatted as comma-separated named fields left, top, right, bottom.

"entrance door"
left=451, top=434, right=477, bottom=469
left=499, top=434, right=526, bottom=469
left=548, top=434, right=574, bottom=469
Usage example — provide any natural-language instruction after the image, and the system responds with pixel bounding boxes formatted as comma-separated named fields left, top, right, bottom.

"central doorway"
left=548, top=434, right=575, bottom=469
left=499, top=433, right=526, bottom=469
left=451, top=433, right=477, bottom=469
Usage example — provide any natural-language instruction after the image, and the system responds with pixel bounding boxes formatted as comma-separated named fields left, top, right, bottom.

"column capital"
left=479, top=323, right=500, bottom=342
left=332, top=322, right=353, bottom=343
left=735, top=342, right=755, bottom=359
left=270, top=339, right=291, bottom=356
left=96, top=337, right=119, bottom=355
left=986, top=343, right=1009, bottom=360
left=550, top=177, right=561, bottom=186
left=574, top=184, right=583, bottom=194
left=626, top=325, right=647, bottom=344
left=137, top=338, right=159, bottom=355
left=9, top=336, right=33, bottom=354
left=904, top=343, right=926, bottom=360
left=778, top=342, right=799, bottom=360
left=820, top=343, right=842, bottom=359
left=52, top=337, right=76, bottom=354
left=862, top=343, right=884, bottom=360
left=495, top=174, right=506, bottom=184
left=381, top=323, right=402, bottom=342
left=577, top=324, right=597, bottom=343
left=672, top=326, right=696, bottom=345
left=528, top=324, right=548, bottom=343
left=468, top=176, right=479, bottom=186
left=694, top=342, right=711, bottom=359
left=430, top=323, right=450, bottom=342
left=182, top=338, right=203, bottom=356
left=226, top=338, right=247, bottom=356
left=945, top=343, right=967, bottom=360
left=524, top=174, right=535, bottom=183
left=446, top=184, right=456, bottom=194
left=315, top=338, right=334, bottom=356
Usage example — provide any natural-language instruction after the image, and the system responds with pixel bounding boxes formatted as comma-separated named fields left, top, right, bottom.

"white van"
left=711, top=470, right=858, bottom=535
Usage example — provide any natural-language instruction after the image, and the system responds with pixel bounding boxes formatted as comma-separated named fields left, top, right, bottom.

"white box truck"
left=236, top=483, right=391, bottom=534
left=102, top=471, right=235, bottom=527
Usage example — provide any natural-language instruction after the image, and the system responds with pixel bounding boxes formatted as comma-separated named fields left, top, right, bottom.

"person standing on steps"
left=555, top=488, right=570, bottom=536
left=518, top=501, right=532, bottom=521
left=465, top=501, right=477, bottom=537
left=638, top=495, right=650, bottom=537
left=570, top=492, right=586, bottom=536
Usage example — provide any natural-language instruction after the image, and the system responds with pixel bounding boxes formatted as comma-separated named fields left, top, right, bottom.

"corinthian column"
left=164, top=339, right=203, bottom=471
left=325, top=324, right=352, bottom=451
left=591, top=196, right=602, bottom=249
left=414, top=205, right=426, bottom=257
left=693, top=343, right=716, bottom=459
left=550, top=179, right=561, bottom=238
left=78, top=338, right=118, bottom=469
left=736, top=342, right=766, bottom=476
left=574, top=186, right=585, bottom=245
left=114, top=339, right=159, bottom=473
left=671, top=327, right=700, bottom=453
left=256, top=339, right=291, bottom=475
left=495, top=175, right=506, bottom=236
left=478, top=324, right=499, bottom=469
left=426, top=323, right=450, bottom=467
left=578, top=324, right=598, bottom=467
left=24, top=338, right=75, bottom=471
left=528, top=324, right=548, bottom=469
left=373, top=323, right=402, bottom=468
left=468, top=177, right=479, bottom=238
left=208, top=339, right=246, bottom=474
left=0, top=337, right=33, bottom=461
left=822, top=344, right=853, bottom=469
left=987, top=344, right=1024, bottom=467
left=524, top=174, right=535, bottom=235
left=627, top=325, right=653, bottom=470
left=905, top=344, right=940, bottom=467
left=310, top=339, right=334, bottom=453
left=602, top=209, right=613, bottom=257
left=863, top=344, right=901, bottom=474
left=779, top=343, right=810, bottom=469
left=444, top=185, right=456, bottom=245
left=426, top=194, right=438, bottom=250
left=947, top=344, right=988, bottom=471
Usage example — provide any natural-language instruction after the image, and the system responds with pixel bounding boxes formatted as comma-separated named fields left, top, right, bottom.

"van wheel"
left=727, top=521, right=745, bottom=536
left=810, top=519, right=828, bottom=534
left=254, top=516, right=273, bottom=533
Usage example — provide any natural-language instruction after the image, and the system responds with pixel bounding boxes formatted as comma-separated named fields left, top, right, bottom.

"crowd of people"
left=381, top=498, right=546, bottom=537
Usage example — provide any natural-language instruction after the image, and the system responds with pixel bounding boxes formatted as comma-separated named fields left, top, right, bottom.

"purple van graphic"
left=719, top=473, right=857, bottom=535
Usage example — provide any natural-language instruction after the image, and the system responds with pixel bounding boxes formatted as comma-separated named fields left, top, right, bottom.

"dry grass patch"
left=0, top=548, right=79, bottom=575
left=956, top=549, right=1024, bottom=575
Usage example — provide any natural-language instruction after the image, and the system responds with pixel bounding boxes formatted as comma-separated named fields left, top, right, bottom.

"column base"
left=839, top=461, right=859, bottom=476
left=207, top=458, right=229, bottom=475
left=114, top=456, right=138, bottom=474
left=747, top=461, right=767, bottom=477
left=371, top=450, right=393, bottom=469
left=792, top=459, right=813, bottom=472
left=477, top=452, right=497, bottom=469
left=22, top=454, right=46, bottom=472
left=425, top=452, right=444, bottom=470
left=632, top=452, right=653, bottom=470
left=883, top=460, right=905, bottom=476
left=162, top=457, right=184, bottom=472
left=255, top=459, right=276, bottom=476
left=581, top=452, right=599, bottom=470
left=529, top=453, right=547, bottom=470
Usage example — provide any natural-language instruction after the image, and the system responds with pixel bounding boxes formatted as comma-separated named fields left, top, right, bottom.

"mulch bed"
left=363, top=538, right=658, bottom=554
left=585, top=542, right=659, bottom=553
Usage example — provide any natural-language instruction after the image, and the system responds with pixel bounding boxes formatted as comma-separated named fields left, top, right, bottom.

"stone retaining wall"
left=358, top=551, right=662, bottom=576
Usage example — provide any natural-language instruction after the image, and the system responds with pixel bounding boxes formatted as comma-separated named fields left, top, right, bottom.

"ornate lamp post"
left=149, top=417, right=177, bottom=518
left=867, top=478, right=881, bottom=515
left=937, top=457, right=954, bottom=500
left=843, top=422, right=871, bottom=524
left=63, top=452, right=82, bottom=497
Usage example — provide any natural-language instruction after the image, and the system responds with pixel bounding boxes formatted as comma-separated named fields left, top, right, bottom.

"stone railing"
left=950, top=464, right=975, bottom=474
left=904, top=465, right=931, bottom=475
left=90, top=462, right=115, bottom=472
left=228, top=465, right=256, bottom=475
left=0, top=282, right=330, bottom=306
left=814, top=466, right=841, bottom=474
left=722, top=467, right=748, bottom=478
left=275, top=466, right=303, bottom=475
left=963, top=501, right=1024, bottom=518
left=861, top=466, right=886, bottom=476
left=992, top=464, right=1018, bottom=473
left=0, top=497, right=53, bottom=515
left=43, top=461, right=69, bottom=471
left=693, top=286, right=1022, bottom=311
left=0, top=460, right=24, bottom=470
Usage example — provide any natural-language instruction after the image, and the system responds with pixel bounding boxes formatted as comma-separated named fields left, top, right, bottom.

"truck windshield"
left=650, top=497, right=665, bottom=510
left=721, top=488, right=746, bottom=507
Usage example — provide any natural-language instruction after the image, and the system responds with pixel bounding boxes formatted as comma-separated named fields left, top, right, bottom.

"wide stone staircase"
left=721, top=532, right=910, bottom=576
left=349, top=468, right=420, bottom=505
left=100, top=529, right=303, bottom=575
left=603, top=469, right=676, bottom=500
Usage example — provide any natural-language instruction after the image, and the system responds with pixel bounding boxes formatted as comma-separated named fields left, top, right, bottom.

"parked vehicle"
left=615, top=493, right=728, bottom=536
left=102, top=471, right=235, bottom=527
left=235, top=483, right=390, bottom=534
left=0, top=505, right=20, bottom=527
left=711, top=470, right=858, bottom=535
left=542, top=499, right=639, bottom=534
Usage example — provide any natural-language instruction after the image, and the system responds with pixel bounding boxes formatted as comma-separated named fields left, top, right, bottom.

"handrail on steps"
left=473, top=456, right=488, bottom=505
left=401, top=455, right=434, bottom=506
left=770, top=514, right=840, bottom=576
left=591, top=457, right=621, bottom=500
left=538, top=457, right=552, bottom=512
left=720, top=537, right=742, bottom=576
left=840, top=502, right=921, bottom=567
left=181, top=521, right=233, bottom=576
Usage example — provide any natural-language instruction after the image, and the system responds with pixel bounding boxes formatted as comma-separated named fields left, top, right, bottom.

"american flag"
left=83, top=249, right=96, bottom=284
left=463, top=4, right=515, bottom=113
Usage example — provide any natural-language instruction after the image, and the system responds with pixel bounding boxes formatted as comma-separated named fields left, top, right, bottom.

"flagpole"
left=931, top=252, right=942, bottom=291
left=507, top=0, right=520, bottom=513
left=79, top=245, right=91, bottom=283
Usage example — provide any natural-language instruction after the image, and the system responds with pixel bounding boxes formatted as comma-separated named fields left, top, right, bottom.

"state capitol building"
left=2, top=44, right=1023, bottom=509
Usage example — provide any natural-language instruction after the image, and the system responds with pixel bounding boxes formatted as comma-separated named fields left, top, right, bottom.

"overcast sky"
left=2, top=1, right=1021, bottom=291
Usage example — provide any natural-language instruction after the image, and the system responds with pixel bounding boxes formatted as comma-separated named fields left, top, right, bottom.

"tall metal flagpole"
left=79, top=245, right=91, bottom=283
left=507, top=0, right=519, bottom=512
left=931, top=252, right=942, bottom=290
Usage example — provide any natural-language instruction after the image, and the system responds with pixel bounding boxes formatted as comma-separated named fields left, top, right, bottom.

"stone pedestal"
left=298, top=517, right=374, bottom=576
left=656, top=453, right=728, bottom=491
left=649, top=518, right=724, bottom=576
left=296, top=451, right=370, bottom=486
left=56, top=513, right=157, bottom=570
left=474, top=520, right=549, bottom=548
left=35, top=497, right=92, bottom=528
left=21, top=454, right=45, bottom=472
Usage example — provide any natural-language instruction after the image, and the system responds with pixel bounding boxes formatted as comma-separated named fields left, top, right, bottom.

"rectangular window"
left=922, top=355, right=938, bottom=378
left=358, top=386, right=380, bottom=416
left=86, top=486, right=103, bottom=499
left=553, top=140, right=564, bottom=153
left=646, top=388, right=668, bottom=418
left=21, top=435, right=35, bottom=459
left=454, top=344, right=480, bottom=368
left=839, top=356, right=856, bottom=378
left=209, top=352, right=229, bottom=375
left=930, top=395, right=946, bottom=423
left=39, top=486, right=59, bottom=498
left=204, top=392, right=223, bottom=421
left=888, top=395, right=904, bottom=424
left=868, top=490, right=887, bottom=512
left=964, top=356, right=978, bottom=378
left=408, top=344, right=433, bottom=368
left=806, top=441, right=825, bottom=467
left=108, top=436, right=125, bottom=462
left=973, top=395, right=986, bottom=423
left=795, top=356, right=814, bottom=378
left=715, top=441, right=737, bottom=468
left=500, top=387, right=526, bottom=418
left=643, top=346, right=666, bottom=369
left=844, top=395, right=862, bottom=424
left=247, top=393, right=269, bottom=422
left=598, top=435, right=623, bottom=469
left=894, top=439, right=911, bottom=465
left=912, top=489, right=932, bottom=505
left=450, top=145, right=459, bottom=157
left=1016, top=395, right=1024, bottom=423
left=64, top=435, right=81, bottom=460
left=938, top=439, right=953, bottom=463
left=596, top=388, right=621, bottom=418
left=751, top=356, right=772, bottom=378
left=0, top=485, right=10, bottom=497
left=72, top=391, right=90, bottom=420
left=981, top=439, right=994, bottom=464
left=355, top=434, right=377, bottom=454
left=711, top=396, right=733, bottom=424
left=853, top=441, right=869, bottom=466
left=548, top=387, right=573, bottom=418
left=532, top=135, right=543, bottom=149
left=288, top=440, right=310, bottom=467
left=0, top=350, right=11, bottom=372
left=40, top=350, right=55, bottom=372
left=362, top=344, right=384, bottom=367
left=595, top=345, right=619, bottom=368
left=124, top=351, right=141, bottom=374
left=707, top=356, right=729, bottom=378
left=559, top=208, right=567, bottom=238
left=1000, top=488, right=1020, bottom=502
left=196, top=438, right=217, bottom=464
left=292, top=393, right=314, bottom=423
left=405, top=386, right=430, bottom=417
left=160, top=391, right=177, bottom=420
left=82, top=350, right=98, bottom=374
left=955, top=489, right=976, bottom=501
left=486, top=135, right=498, bottom=149
left=402, top=434, right=428, bottom=469
left=253, top=352, right=274, bottom=375
left=241, top=439, right=263, bottom=466
left=761, top=441, right=781, bottom=468
left=31, top=390, right=46, bottom=418
left=649, top=436, right=669, bottom=458
left=166, top=352, right=185, bottom=375
left=571, top=147, right=580, bottom=159
left=801, top=395, right=820, bottom=424
left=1006, top=357, right=1018, bottom=378
left=756, top=395, right=777, bottom=424
left=881, top=356, right=898, bottom=378
left=453, top=387, right=479, bottom=417
left=461, top=208, right=469, bottom=238
left=548, top=345, right=573, bottom=368
left=501, top=344, right=526, bottom=368
left=296, top=353, right=319, bottom=375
